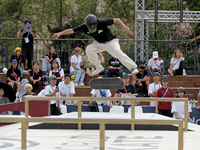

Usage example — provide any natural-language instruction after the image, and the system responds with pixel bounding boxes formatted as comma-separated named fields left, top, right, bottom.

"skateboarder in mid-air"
left=52, top=14, right=139, bottom=76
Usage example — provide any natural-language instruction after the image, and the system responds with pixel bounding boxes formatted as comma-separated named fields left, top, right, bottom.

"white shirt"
left=148, top=58, right=164, bottom=69
left=171, top=101, right=192, bottom=119
left=44, top=85, right=60, bottom=104
left=70, top=55, right=82, bottom=72
left=148, top=82, right=162, bottom=106
left=49, top=68, right=64, bottom=77
left=91, top=89, right=112, bottom=105
left=170, top=57, right=184, bottom=70
left=58, top=81, right=75, bottom=105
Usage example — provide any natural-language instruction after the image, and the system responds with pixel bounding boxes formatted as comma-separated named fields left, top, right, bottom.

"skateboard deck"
left=89, top=78, right=124, bottom=89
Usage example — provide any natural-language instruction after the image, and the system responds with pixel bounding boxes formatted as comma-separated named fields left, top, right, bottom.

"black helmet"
left=85, top=14, right=98, bottom=33
left=177, top=87, right=185, bottom=94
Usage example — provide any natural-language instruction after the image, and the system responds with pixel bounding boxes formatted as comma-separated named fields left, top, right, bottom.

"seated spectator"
left=70, top=47, right=85, bottom=87
left=6, top=59, right=21, bottom=99
left=156, top=77, right=173, bottom=117
left=10, top=47, right=25, bottom=77
left=115, top=74, right=138, bottom=106
left=82, top=52, right=105, bottom=76
left=21, top=84, right=36, bottom=101
left=0, top=88, right=10, bottom=115
left=0, top=88, right=10, bottom=104
left=29, top=62, right=43, bottom=93
left=148, top=72, right=162, bottom=106
left=197, top=91, right=200, bottom=110
left=45, top=75, right=62, bottom=115
left=58, top=74, right=75, bottom=105
left=90, top=76, right=112, bottom=108
left=171, top=87, right=193, bottom=123
left=49, top=60, right=64, bottom=85
left=42, top=46, right=61, bottom=73
left=148, top=51, right=164, bottom=76
left=168, top=49, right=186, bottom=76
left=132, top=64, right=150, bottom=94
left=105, top=56, right=123, bottom=78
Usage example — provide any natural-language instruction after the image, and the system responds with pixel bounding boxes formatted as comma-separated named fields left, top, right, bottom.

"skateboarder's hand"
left=52, top=33, right=61, bottom=39
left=189, top=39, right=195, bottom=42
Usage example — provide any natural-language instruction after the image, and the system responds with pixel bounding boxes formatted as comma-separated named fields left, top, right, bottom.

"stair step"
left=168, top=81, right=194, bottom=87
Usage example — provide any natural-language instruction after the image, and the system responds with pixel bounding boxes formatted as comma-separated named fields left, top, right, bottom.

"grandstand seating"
left=0, top=73, right=199, bottom=106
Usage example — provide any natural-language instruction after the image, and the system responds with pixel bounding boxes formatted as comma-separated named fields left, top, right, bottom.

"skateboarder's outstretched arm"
left=52, top=29, right=74, bottom=39
left=113, top=18, right=133, bottom=35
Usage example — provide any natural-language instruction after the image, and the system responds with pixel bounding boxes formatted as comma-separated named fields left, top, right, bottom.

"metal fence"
left=0, top=38, right=199, bottom=73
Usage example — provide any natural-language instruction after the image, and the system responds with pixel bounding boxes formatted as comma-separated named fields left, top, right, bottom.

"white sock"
left=183, top=69, right=186, bottom=75
left=16, top=92, right=19, bottom=97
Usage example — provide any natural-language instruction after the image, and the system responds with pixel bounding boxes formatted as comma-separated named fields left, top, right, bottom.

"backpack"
left=87, top=101, right=99, bottom=112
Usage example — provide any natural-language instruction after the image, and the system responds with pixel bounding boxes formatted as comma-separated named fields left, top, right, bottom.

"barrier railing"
left=24, top=97, right=188, bottom=131
left=0, top=117, right=183, bottom=150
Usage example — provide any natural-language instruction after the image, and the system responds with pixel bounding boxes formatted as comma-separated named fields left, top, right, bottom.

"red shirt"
left=156, top=87, right=173, bottom=110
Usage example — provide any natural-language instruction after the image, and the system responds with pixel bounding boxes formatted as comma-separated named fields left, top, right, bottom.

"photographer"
left=19, top=20, right=36, bottom=70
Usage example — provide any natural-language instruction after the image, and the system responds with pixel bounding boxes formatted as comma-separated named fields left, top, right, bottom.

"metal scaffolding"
left=135, top=0, right=200, bottom=63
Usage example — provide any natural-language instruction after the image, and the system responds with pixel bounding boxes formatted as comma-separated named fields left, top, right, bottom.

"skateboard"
left=89, top=78, right=124, bottom=89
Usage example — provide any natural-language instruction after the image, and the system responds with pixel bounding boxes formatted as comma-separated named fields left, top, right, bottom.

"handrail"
left=0, top=117, right=183, bottom=150
left=24, top=97, right=188, bottom=131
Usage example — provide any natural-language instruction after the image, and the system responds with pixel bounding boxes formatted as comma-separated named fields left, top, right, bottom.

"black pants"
left=50, top=104, right=62, bottom=115
left=159, top=109, right=172, bottom=117
left=173, top=61, right=185, bottom=75
left=22, top=47, right=33, bottom=69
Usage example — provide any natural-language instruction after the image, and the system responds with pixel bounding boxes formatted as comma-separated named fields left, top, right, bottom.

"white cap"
left=153, top=51, right=158, bottom=58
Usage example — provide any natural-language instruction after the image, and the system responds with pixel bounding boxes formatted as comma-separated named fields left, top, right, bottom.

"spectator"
left=49, top=60, right=64, bottom=85
left=0, top=88, right=10, bottom=115
left=168, top=49, right=186, bottom=76
left=148, top=51, right=164, bottom=76
left=58, top=74, right=75, bottom=105
left=82, top=52, right=105, bottom=76
left=29, top=62, right=43, bottom=93
left=148, top=72, right=162, bottom=106
left=42, top=46, right=61, bottom=73
left=90, top=76, right=112, bottom=108
left=105, top=56, right=123, bottom=78
left=21, top=84, right=36, bottom=101
left=115, top=74, right=138, bottom=106
left=171, top=87, right=193, bottom=123
left=132, top=64, right=150, bottom=92
left=6, top=59, right=21, bottom=99
left=10, top=47, right=25, bottom=77
left=45, top=75, right=62, bottom=115
left=156, top=77, right=173, bottom=117
left=0, top=88, right=10, bottom=104
left=70, top=47, right=85, bottom=87
left=19, top=20, right=36, bottom=69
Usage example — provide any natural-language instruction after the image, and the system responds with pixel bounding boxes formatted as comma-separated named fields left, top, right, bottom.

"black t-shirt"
left=73, top=18, right=116, bottom=43
left=117, top=84, right=136, bottom=94
left=29, top=69, right=43, bottom=80
left=45, top=53, right=59, bottom=60
left=136, top=69, right=149, bottom=79
left=20, top=29, right=36, bottom=48
left=10, top=55, right=25, bottom=66
left=108, top=58, right=122, bottom=67
left=6, top=68, right=21, bottom=81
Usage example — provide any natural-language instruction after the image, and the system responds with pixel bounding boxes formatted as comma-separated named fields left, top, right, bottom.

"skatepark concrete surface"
left=0, top=113, right=200, bottom=150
